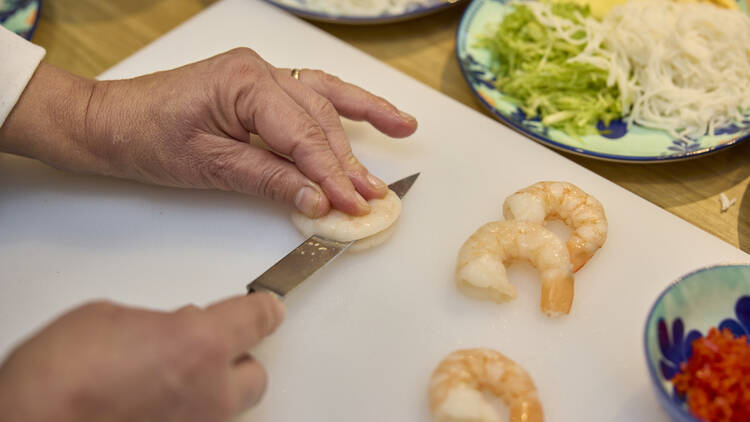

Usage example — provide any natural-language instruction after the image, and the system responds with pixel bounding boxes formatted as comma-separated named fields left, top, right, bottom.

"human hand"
left=0, top=49, right=418, bottom=217
left=0, top=293, right=284, bottom=422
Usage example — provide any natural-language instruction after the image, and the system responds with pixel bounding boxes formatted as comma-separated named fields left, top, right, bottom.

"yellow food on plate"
left=551, top=0, right=738, bottom=19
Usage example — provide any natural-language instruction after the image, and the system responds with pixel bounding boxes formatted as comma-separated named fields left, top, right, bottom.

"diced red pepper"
left=672, top=328, right=750, bottom=422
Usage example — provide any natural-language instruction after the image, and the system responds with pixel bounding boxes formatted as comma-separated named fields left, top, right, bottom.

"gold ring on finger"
left=291, top=68, right=301, bottom=80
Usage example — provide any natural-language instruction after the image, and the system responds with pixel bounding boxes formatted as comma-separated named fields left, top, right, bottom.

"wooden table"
left=31, top=0, right=750, bottom=252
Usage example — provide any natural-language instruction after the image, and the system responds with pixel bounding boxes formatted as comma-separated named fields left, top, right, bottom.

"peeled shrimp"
left=456, top=220, right=574, bottom=317
left=503, top=181, right=607, bottom=272
left=429, top=348, right=544, bottom=422
left=291, top=189, right=401, bottom=251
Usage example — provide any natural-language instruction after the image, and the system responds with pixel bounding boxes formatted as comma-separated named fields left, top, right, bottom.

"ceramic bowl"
left=644, top=264, right=750, bottom=421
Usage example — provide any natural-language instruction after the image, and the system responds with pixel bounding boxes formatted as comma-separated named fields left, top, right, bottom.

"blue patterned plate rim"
left=28, top=0, right=40, bottom=41
left=643, top=263, right=750, bottom=422
left=263, top=0, right=465, bottom=24
left=27, top=0, right=40, bottom=41
left=455, top=0, right=750, bottom=163
left=0, top=0, right=42, bottom=41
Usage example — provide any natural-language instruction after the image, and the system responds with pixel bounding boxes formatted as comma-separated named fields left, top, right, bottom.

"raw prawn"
left=456, top=220, right=574, bottom=317
left=429, top=348, right=544, bottom=422
left=503, top=181, right=607, bottom=272
left=291, top=189, right=401, bottom=251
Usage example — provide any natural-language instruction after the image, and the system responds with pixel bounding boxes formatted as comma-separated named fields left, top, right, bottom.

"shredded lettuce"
left=477, top=2, right=622, bottom=136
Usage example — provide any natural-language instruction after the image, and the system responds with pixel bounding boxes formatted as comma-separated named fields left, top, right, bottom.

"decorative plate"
left=264, top=0, right=464, bottom=24
left=456, top=0, right=750, bottom=162
left=644, top=264, right=750, bottom=422
left=0, top=0, right=41, bottom=40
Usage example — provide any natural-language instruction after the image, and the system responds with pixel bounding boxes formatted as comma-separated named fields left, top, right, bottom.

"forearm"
left=0, top=63, right=107, bottom=174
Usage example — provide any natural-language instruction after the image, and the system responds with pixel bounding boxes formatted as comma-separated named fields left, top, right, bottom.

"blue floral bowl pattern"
left=456, top=0, right=750, bottom=162
left=0, top=0, right=41, bottom=40
left=263, top=0, right=464, bottom=24
left=644, top=264, right=750, bottom=422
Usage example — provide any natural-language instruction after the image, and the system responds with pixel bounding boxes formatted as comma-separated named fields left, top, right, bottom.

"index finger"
left=289, top=69, right=418, bottom=138
left=239, top=75, right=370, bottom=216
left=205, top=293, right=286, bottom=355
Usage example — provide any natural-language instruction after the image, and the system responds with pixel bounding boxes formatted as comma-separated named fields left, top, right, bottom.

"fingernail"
left=265, top=290, right=282, bottom=302
left=398, top=110, right=416, bottom=122
left=295, top=185, right=322, bottom=217
left=366, top=173, right=385, bottom=190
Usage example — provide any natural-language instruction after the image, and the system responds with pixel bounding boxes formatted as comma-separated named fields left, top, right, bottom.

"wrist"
left=0, top=63, right=109, bottom=175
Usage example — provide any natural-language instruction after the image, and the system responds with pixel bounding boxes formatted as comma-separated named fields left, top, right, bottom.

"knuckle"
left=300, top=120, right=327, bottom=143
left=319, top=71, right=342, bottom=86
left=61, top=300, right=123, bottom=331
left=316, top=172, right=341, bottom=191
left=197, top=151, right=236, bottom=190
left=255, top=164, right=289, bottom=201
left=179, top=321, right=229, bottom=362
left=343, top=150, right=361, bottom=168
left=306, top=68, right=325, bottom=80
left=289, top=121, right=328, bottom=158
left=175, top=304, right=202, bottom=316
left=311, top=97, right=339, bottom=120
left=218, top=49, right=265, bottom=80
left=229, top=61, right=261, bottom=81
left=225, top=47, right=260, bottom=60
left=75, top=300, right=118, bottom=315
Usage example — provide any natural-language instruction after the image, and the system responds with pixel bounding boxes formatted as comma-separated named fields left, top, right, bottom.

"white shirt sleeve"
left=0, top=25, right=46, bottom=127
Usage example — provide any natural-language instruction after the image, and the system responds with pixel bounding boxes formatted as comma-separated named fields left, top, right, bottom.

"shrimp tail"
left=511, top=399, right=544, bottom=422
left=541, top=272, right=574, bottom=317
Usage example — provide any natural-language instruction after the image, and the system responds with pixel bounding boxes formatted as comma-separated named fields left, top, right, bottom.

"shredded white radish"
left=571, top=0, right=750, bottom=139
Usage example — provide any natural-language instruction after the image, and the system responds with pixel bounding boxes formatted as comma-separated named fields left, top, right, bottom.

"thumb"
left=196, top=134, right=331, bottom=217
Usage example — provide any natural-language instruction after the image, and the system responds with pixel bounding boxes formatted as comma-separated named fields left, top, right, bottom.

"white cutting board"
left=1, top=0, right=747, bottom=420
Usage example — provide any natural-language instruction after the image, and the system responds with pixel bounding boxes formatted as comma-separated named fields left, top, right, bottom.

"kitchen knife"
left=247, top=173, right=420, bottom=297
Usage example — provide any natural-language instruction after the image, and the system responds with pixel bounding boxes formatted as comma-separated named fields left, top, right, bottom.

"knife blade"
left=247, top=172, right=420, bottom=297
